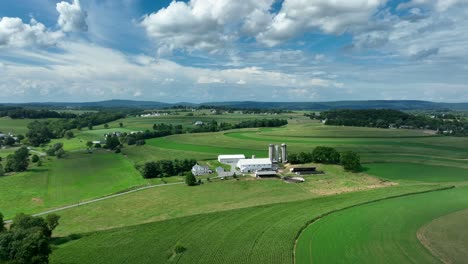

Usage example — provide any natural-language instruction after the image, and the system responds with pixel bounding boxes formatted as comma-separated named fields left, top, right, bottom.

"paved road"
left=4, top=182, right=184, bottom=223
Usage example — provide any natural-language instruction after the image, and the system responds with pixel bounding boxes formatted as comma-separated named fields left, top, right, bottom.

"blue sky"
left=0, top=0, right=467, bottom=103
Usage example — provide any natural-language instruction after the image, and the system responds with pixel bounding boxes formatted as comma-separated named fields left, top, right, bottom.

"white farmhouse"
left=237, top=158, right=272, bottom=173
left=218, top=154, right=246, bottom=164
left=191, top=164, right=211, bottom=176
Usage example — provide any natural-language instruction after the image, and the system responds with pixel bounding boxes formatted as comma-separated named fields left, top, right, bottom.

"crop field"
left=418, top=208, right=468, bottom=263
left=366, top=162, right=468, bottom=183
left=50, top=185, right=444, bottom=264
left=0, top=150, right=147, bottom=218
left=295, top=186, right=468, bottom=264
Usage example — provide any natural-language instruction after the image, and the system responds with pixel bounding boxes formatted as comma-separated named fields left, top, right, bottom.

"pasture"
left=295, top=186, right=468, bottom=264
left=0, top=150, right=147, bottom=218
left=50, top=164, right=391, bottom=236
left=50, top=185, right=443, bottom=264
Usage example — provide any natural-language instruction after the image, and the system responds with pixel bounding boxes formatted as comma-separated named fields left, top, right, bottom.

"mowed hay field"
left=295, top=186, right=468, bottom=264
left=50, top=185, right=444, bottom=264
left=0, top=150, right=147, bottom=219
left=418, top=208, right=468, bottom=264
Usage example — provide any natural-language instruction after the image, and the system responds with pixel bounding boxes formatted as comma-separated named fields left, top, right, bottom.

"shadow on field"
left=51, top=233, right=84, bottom=246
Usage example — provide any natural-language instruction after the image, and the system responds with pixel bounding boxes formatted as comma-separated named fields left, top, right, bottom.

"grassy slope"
left=52, top=164, right=386, bottom=236
left=418, top=208, right=468, bottom=264
left=366, top=162, right=468, bottom=182
left=50, top=185, right=442, bottom=264
left=295, top=186, right=468, bottom=264
left=0, top=150, right=147, bottom=218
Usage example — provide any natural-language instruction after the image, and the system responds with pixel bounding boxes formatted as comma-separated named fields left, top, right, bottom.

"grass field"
left=295, top=186, right=468, bottom=264
left=0, top=150, right=147, bottom=219
left=49, top=164, right=390, bottom=236
left=0, top=117, right=58, bottom=135
left=418, top=208, right=468, bottom=264
left=50, top=185, right=444, bottom=264
left=366, top=162, right=468, bottom=183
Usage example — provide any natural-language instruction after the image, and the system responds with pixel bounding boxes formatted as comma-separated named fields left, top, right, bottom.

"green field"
left=295, top=186, right=468, bottom=264
left=0, top=150, right=148, bottom=218
left=50, top=185, right=443, bottom=264
left=366, top=162, right=468, bottom=183
left=0, top=117, right=57, bottom=135
left=418, top=208, right=468, bottom=263
left=2, top=112, right=468, bottom=263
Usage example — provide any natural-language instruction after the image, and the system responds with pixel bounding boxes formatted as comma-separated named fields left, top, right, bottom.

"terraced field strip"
left=51, top=184, right=444, bottom=264
left=295, top=186, right=468, bottom=264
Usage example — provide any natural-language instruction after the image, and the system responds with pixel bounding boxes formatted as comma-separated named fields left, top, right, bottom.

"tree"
left=86, top=141, right=93, bottom=148
left=0, top=212, right=60, bottom=264
left=126, top=136, right=136, bottom=145
left=55, top=148, right=65, bottom=159
left=0, top=164, right=4, bottom=176
left=0, top=212, right=4, bottom=232
left=4, top=137, right=15, bottom=146
left=5, top=147, right=29, bottom=172
left=185, top=172, right=197, bottom=186
left=45, top=214, right=60, bottom=234
left=104, top=123, right=109, bottom=129
left=119, top=122, right=123, bottom=128
left=340, top=151, right=362, bottom=172
left=65, top=131, right=74, bottom=139
left=106, top=136, right=120, bottom=150
left=88, top=123, right=93, bottom=130
left=312, top=146, right=340, bottom=164
left=136, top=139, right=146, bottom=146
left=31, top=154, right=39, bottom=163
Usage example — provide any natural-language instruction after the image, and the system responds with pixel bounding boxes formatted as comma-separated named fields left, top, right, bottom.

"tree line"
left=139, top=159, right=197, bottom=179
left=309, top=109, right=468, bottom=136
left=0, top=108, right=77, bottom=119
left=288, top=146, right=362, bottom=172
left=25, top=111, right=127, bottom=146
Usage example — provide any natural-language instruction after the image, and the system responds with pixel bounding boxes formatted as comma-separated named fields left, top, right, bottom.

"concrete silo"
left=281, top=143, right=287, bottom=163
left=268, top=144, right=275, bottom=162
left=275, top=145, right=281, bottom=163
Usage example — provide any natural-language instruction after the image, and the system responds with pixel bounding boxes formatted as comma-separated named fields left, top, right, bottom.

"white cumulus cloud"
left=140, top=0, right=273, bottom=53
left=0, top=17, right=63, bottom=48
left=57, top=0, right=88, bottom=32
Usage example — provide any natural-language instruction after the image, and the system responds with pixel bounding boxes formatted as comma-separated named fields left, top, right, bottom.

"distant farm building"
left=191, top=164, right=211, bottom=176
left=215, top=167, right=225, bottom=174
left=218, top=154, right=245, bottom=164
left=237, top=158, right=272, bottom=173
left=194, top=121, right=204, bottom=126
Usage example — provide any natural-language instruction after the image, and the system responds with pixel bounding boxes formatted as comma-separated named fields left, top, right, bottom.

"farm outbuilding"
left=218, top=154, right=246, bottom=164
left=237, top=158, right=272, bottom=173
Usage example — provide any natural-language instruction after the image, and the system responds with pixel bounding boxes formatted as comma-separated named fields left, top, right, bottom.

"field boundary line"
left=292, top=185, right=456, bottom=264
left=3, top=182, right=185, bottom=223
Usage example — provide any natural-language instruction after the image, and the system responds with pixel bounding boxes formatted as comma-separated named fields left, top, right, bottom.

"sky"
left=0, top=0, right=467, bottom=103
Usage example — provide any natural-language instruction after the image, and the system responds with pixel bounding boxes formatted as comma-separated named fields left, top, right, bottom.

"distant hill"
left=201, top=100, right=468, bottom=110
left=2, top=100, right=468, bottom=110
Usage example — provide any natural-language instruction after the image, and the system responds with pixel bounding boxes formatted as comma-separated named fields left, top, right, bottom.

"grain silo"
left=268, top=144, right=275, bottom=162
left=281, top=143, right=287, bottom=163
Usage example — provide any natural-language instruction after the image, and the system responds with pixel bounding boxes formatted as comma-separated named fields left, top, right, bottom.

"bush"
left=31, top=154, right=39, bottom=163
left=340, top=151, right=362, bottom=172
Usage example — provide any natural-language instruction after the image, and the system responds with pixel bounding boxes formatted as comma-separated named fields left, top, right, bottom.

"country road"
left=4, top=181, right=185, bottom=224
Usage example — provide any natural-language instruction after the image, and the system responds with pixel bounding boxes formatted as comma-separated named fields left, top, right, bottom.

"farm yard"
left=1, top=109, right=468, bottom=264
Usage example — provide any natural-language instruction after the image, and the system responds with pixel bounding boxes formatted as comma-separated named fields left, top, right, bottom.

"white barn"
left=218, top=154, right=245, bottom=164
left=237, top=158, right=272, bottom=173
